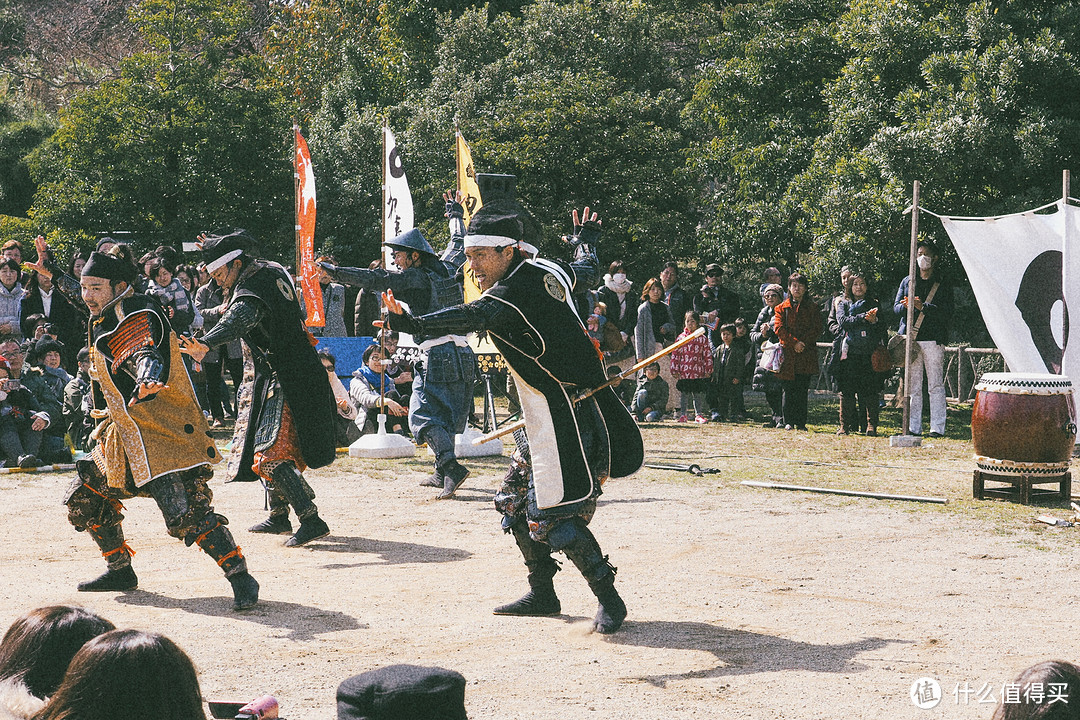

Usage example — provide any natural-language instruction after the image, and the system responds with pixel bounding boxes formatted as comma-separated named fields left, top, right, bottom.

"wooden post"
left=902, top=180, right=920, bottom=435
left=293, top=122, right=300, bottom=279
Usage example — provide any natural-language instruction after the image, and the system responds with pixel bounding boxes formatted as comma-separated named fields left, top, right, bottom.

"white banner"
left=941, top=201, right=1075, bottom=380
left=383, top=126, right=414, bottom=257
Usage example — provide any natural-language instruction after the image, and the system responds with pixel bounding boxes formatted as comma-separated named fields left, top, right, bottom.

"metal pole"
left=902, top=180, right=920, bottom=434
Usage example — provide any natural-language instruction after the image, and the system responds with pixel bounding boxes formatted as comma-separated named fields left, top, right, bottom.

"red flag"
left=296, top=126, right=324, bottom=327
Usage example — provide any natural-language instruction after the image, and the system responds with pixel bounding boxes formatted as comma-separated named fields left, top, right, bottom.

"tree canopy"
left=0, top=0, right=1074, bottom=329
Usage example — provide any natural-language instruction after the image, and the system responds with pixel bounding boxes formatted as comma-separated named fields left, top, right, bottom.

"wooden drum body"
left=971, top=372, right=1077, bottom=476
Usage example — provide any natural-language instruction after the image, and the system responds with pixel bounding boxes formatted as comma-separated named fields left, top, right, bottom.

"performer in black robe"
left=383, top=202, right=643, bottom=633
left=180, top=229, right=337, bottom=547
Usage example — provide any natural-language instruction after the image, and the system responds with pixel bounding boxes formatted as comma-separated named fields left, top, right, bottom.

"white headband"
left=464, top=234, right=518, bottom=248
left=517, top=241, right=539, bottom=258
left=205, top=249, right=243, bottom=273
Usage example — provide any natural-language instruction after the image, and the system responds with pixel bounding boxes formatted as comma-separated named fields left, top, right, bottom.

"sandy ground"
left=4, top=430, right=1080, bottom=720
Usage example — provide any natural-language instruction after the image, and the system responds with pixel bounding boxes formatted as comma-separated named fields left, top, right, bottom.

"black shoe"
left=493, top=587, right=561, bottom=616
left=248, top=516, right=292, bottom=534
left=419, top=470, right=443, bottom=488
left=228, top=571, right=260, bottom=611
left=928, top=431, right=944, bottom=438
left=18, top=455, right=39, bottom=469
left=437, top=462, right=470, bottom=500
left=285, top=516, right=330, bottom=547
left=77, top=565, right=138, bottom=592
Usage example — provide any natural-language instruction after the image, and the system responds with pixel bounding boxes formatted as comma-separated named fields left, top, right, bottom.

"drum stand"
left=972, top=469, right=1072, bottom=505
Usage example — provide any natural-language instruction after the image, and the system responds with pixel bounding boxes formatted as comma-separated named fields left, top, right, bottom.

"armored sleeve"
left=440, top=216, right=467, bottom=270
left=44, top=258, right=89, bottom=314
left=388, top=294, right=511, bottom=339
left=200, top=296, right=266, bottom=348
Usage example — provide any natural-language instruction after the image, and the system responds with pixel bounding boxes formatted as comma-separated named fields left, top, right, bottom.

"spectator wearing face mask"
left=596, top=260, right=638, bottom=350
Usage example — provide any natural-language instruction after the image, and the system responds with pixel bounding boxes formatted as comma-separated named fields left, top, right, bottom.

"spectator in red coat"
left=774, top=273, right=821, bottom=430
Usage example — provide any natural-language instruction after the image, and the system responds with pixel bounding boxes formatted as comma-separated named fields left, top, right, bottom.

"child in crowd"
left=669, top=310, right=713, bottom=423
left=349, top=344, right=408, bottom=436
left=713, top=322, right=753, bottom=421
left=145, top=258, right=195, bottom=335
left=630, top=362, right=668, bottom=422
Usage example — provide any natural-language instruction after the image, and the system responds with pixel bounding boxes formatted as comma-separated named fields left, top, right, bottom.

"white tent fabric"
left=941, top=201, right=1076, bottom=382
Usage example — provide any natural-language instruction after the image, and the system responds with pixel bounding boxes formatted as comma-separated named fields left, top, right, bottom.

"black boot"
left=436, top=460, right=470, bottom=500
left=79, top=524, right=138, bottom=591
left=285, top=516, right=330, bottom=547
left=493, top=523, right=561, bottom=616
left=78, top=565, right=138, bottom=592
left=419, top=469, right=444, bottom=488
left=552, top=520, right=627, bottom=634
left=267, top=462, right=330, bottom=547
left=189, top=515, right=259, bottom=610
left=248, top=515, right=293, bottom=534
left=228, top=572, right=260, bottom=611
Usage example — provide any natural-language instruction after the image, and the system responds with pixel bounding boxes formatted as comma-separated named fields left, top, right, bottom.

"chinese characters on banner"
left=295, top=126, right=323, bottom=327
left=383, top=126, right=414, bottom=267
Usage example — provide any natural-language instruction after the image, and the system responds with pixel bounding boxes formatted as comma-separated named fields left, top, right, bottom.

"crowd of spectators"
left=594, top=247, right=954, bottom=436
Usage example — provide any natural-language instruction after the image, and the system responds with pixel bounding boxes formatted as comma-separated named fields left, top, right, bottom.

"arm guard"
left=388, top=295, right=509, bottom=339
left=133, top=350, right=166, bottom=386
left=45, top=258, right=89, bottom=314
left=441, top=215, right=467, bottom=270
left=200, top=296, right=265, bottom=348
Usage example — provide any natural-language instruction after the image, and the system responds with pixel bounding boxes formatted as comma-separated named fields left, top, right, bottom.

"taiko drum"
left=971, top=372, right=1076, bottom=476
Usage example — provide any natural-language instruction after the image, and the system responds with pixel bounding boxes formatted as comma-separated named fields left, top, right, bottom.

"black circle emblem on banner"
left=388, top=147, right=405, bottom=179
left=1015, top=249, right=1069, bottom=374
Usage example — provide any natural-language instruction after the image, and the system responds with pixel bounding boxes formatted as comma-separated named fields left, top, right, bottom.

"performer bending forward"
left=181, top=229, right=337, bottom=547
left=383, top=202, right=643, bottom=633
left=65, top=246, right=259, bottom=610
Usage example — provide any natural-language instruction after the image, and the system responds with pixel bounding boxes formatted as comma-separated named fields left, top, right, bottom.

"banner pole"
left=902, top=180, right=920, bottom=436
left=293, top=121, right=300, bottom=280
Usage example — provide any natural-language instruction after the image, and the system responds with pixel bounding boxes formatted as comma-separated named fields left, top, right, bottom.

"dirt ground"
left=4, top=426, right=1080, bottom=720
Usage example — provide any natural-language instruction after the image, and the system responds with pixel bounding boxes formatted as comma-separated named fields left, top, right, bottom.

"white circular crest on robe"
left=276, top=278, right=296, bottom=301
left=543, top=273, right=565, bottom=301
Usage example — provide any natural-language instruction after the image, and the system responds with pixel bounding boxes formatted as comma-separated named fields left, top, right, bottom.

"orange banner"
left=296, top=126, right=323, bottom=326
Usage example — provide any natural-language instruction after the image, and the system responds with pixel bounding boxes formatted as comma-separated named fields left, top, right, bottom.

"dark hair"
left=0, top=606, right=114, bottom=700
left=787, top=272, right=809, bottom=290
left=843, top=271, right=870, bottom=301
left=317, top=349, right=336, bottom=369
left=1, top=240, right=22, bottom=253
left=641, top=277, right=663, bottom=301
left=720, top=322, right=737, bottom=336
left=0, top=257, right=20, bottom=275
left=662, top=261, right=678, bottom=274
left=362, top=344, right=384, bottom=363
left=991, top=660, right=1080, bottom=720
left=67, top=250, right=89, bottom=277
left=684, top=310, right=701, bottom=326
left=376, top=329, right=399, bottom=344
left=33, top=630, right=206, bottom=720
left=606, top=365, right=621, bottom=377
left=608, top=260, right=624, bottom=275
left=22, top=313, right=46, bottom=338
left=734, top=317, right=748, bottom=327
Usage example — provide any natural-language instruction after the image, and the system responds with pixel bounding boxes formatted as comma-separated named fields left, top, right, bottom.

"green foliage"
left=798, top=0, right=1080, bottom=296
left=27, top=0, right=294, bottom=259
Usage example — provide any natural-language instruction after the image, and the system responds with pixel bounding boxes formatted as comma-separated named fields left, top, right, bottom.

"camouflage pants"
left=494, top=451, right=596, bottom=543
left=66, top=460, right=216, bottom=543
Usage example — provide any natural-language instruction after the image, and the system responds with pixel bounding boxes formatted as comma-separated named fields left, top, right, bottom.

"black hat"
left=201, top=229, right=256, bottom=272
left=705, top=263, right=723, bottom=275
left=464, top=200, right=524, bottom=248
left=77, top=347, right=90, bottom=362
left=385, top=228, right=436, bottom=258
left=336, top=665, right=467, bottom=720
left=28, top=336, right=63, bottom=365
left=82, top=250, right=137, bottom=285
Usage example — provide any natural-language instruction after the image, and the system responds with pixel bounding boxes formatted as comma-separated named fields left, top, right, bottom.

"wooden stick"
left=741, top=480, right=948, bottom=505
left=472, top=327, right=706, bottom=445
